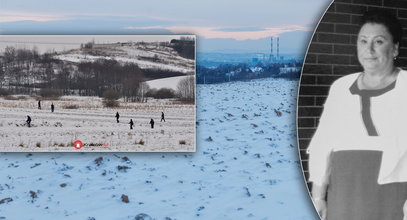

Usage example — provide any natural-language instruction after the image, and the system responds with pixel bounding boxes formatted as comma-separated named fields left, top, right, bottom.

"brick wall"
left=298, top=0, right=407, bottom=190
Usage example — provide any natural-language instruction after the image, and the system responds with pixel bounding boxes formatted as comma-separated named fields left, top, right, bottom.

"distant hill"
left=55, top=41, right=194, bottom=74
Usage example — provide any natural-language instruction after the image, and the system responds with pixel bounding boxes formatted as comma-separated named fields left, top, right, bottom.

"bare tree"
left=138, top=82, right=149, bottom=102
left=176, top=76, right=195, bottom=102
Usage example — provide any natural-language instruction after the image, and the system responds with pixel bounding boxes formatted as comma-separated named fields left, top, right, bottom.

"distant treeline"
left=170, top=37, right=195, bottom=60
left=196, top=62, right=301, bottom=84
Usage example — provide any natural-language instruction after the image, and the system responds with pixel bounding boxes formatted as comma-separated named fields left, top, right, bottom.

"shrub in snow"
left=155, top=88, right=176, bottom=99
left=102, top=90, right=120, bottom=107
left=63, top=104, right=79, bottom=109
left=146, top=88, right=176, bottom=99
left=4, top=95, right=26, bottom=100
left=136, top=139, right=144, bottom=145
left=39, top=88, right=62, bottom=98
left=0, top=88, right=10, bottom=96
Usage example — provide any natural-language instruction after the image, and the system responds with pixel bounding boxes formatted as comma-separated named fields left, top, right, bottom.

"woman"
left=307, top=9, right=407, bottom=219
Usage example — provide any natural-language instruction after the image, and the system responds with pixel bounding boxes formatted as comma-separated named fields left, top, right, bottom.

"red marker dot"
left=73, top=140, right=83, bottom=149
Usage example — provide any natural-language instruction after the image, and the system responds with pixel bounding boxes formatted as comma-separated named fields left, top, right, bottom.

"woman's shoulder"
left=398, top=68, right=407, bottom=79
left=330, top=72, right=361, bottom=89
left=396, top=68, right=407, bottom=90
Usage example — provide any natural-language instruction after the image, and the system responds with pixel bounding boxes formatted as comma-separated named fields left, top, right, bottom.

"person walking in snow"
left=150, top=118, right=154, bottom=129
left=115, top=112, right=120, bottom=123
left=51, top=103, right=54, bottom=113
left=129, top=119, right=134, bottom=130
left=38, top=100, right=41, bottom=110
left=161, top=112, right=165, bottom=122
left=26, top=115, right=31, bottom=127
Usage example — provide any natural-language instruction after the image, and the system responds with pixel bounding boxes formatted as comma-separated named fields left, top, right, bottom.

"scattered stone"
left=206, top=136, right=213, bottom=142
left=117, top=166, right=130, bottom=172
left=134, top=213, right=153, bottom=220
left=60, top=183, right=67, bottom=188
left=121, top=194, right=129, bottom=203
left=122, top=156, right=129, bottom=162
left=243, top=187, right=251, bottom=197
left=0, top=197, right=13, bottom=204
left=30, top=163, right=41, bottom=168
left=29, top=190, right=38, bottom=203
left=274, top=109, right=282, bottom=116
left=94, top=157, right=103, bottom=166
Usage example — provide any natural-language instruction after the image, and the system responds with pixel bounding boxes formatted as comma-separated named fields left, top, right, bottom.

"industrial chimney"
left=277, top=37, right=279, bottom=60
left=270, top=36, right=273, bottom=61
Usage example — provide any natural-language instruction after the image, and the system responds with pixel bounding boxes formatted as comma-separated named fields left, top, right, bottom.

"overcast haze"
left=0, top=0, right=332, bottom=53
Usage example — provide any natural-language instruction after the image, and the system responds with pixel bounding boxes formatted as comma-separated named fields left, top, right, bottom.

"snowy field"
left=146, top=76, right=191, bottom=90
left=0, top=78, right=317, bottom=219
left=0, top=97, right=195, bottom=152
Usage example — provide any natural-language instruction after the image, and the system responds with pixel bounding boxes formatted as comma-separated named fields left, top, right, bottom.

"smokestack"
left=270, top=36, right=273, bottom=61
left=277, top=37, right=279, bottom=60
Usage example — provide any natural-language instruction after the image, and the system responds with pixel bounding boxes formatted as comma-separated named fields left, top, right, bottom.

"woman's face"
left=357, top=23, right=399, bottom=73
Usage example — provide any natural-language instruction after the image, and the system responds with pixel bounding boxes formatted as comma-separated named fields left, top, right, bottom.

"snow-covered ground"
left=0, top=97, right=195, bottom=152
left=0, top=78, right=317, bottom=219
left=146, top=76, right=192, bottom=90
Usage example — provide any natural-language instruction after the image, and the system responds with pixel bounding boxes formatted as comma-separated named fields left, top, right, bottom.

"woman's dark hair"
left=360, top=9, right=403, bottom=45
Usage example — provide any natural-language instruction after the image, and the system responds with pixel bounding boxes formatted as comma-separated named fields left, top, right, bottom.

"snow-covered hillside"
left=0, top=78, right=317, bottom=219
left=54, top=44, right=194, bottom=74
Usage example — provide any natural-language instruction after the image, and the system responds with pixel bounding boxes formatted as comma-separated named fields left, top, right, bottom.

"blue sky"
left=0, top=0, right=332, bottom=53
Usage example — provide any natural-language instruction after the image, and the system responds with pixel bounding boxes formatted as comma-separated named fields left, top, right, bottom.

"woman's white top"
left=307, top=69, right=407, bottom=186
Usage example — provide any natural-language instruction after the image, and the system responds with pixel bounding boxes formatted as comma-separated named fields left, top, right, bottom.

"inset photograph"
left=0, top=35, right=196, bottom=152
left=298, top=1, right=407, bottom=219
